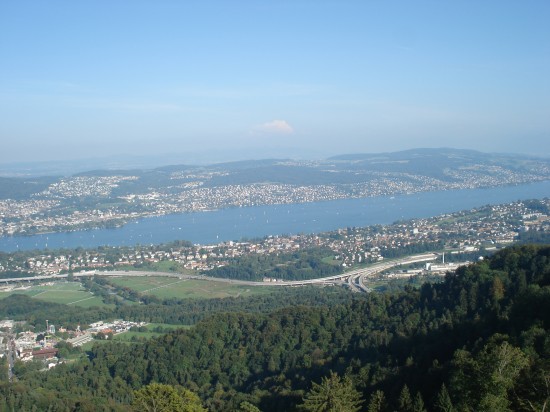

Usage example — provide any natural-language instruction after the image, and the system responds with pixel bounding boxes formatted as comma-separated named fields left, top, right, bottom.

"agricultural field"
left=0, top=281, right=111, bottom=308
left=108, top=275, right=274, bottom=300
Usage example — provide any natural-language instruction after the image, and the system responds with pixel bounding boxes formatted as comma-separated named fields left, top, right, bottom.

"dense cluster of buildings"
left=0, top=318, right=147, bottom=371
left=0, top=199, right=60, bottom=235
left=1, top=199, right=547, bottom=277
left=0, top=165, right=547, bottom=236
left=36, top=176, right=138, bottom=199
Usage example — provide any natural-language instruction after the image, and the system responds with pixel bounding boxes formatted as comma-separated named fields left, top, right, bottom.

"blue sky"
left=1, top=1, right=549, bottom=164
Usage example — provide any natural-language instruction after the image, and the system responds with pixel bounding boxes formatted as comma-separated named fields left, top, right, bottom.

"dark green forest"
left=205, top=248, right=342, bottom=281
left=0, top=244, right=549, bottom=411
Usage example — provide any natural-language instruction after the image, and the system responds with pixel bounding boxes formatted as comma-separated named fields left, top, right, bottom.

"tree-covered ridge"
left=205, top=247, right=342, bottom=281
left=1, top=244, right=549, bottom=411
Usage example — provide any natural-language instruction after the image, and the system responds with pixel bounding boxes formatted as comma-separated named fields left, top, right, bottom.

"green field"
left=114, top=261, right=195, bottom=274
left=111, top=324, right=191, bottom=342
left=0, top=275, right=274, bottom=307
left=80, top=323, right=192, bottom=350
left=145, top=323, right=191, bottom=331
left=108, top=276, right=273, bottom=299
left=321, top=256, right=341, bottom=266
left=0, top=282, right=112, bottom=308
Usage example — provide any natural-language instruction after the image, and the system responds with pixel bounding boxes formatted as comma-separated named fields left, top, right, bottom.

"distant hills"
left=1, top=148, right=549, bottom=237
left=1, top=148, right=549, bottom=201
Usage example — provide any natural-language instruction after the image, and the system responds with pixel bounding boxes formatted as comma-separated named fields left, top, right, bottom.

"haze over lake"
left=1, top=181, right=548, bottom=252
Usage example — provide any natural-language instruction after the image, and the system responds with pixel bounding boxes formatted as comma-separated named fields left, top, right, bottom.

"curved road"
left=0, top=253, right=439, bottom=293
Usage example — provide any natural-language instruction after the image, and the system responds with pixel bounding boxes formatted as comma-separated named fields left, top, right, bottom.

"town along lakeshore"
left=0, top=180, right=548, bottom=252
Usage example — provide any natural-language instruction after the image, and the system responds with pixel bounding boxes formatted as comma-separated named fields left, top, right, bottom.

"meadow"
left=0, top=275, right=274, bottom=308
left=108, top=275, right=273, bottom=300
left=0, top=281, right=110, bottom=308
left=79, top=323, right=192, bottom=351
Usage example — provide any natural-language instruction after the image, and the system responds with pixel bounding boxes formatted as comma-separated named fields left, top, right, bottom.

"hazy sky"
left=1, top=1, right=549, bottom=164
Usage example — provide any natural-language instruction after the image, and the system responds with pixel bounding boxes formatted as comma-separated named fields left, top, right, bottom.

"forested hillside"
left=1, top=245, right=549, bottom=411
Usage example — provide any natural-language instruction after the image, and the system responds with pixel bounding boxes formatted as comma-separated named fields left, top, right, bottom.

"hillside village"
left=0, top=318, right=147, bottom=372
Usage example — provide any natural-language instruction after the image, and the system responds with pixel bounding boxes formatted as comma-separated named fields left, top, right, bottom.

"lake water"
left=1, top=181, right=549, bottom=252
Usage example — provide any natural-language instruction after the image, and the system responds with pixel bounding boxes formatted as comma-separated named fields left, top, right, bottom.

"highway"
left=0, top=252, right=439, bottom=293
left=343, top=253, right=439, bottom=292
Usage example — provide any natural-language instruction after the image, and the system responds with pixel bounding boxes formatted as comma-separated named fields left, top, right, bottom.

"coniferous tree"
left=238, top=401, right=261, bottom=412
left=300, top=372, right=363, bottom=412
left=367, top=390, right=386, bottom=412
left=132, top=383, right=205, bottom=412
left=397, top=385, right=413, bottom=412
left=434, top=384, right=453, bottom=412
left=412, top=392, right=426, bottom=412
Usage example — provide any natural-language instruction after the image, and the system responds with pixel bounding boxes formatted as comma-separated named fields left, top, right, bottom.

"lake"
left=1, top=180, right=549, bottom=252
